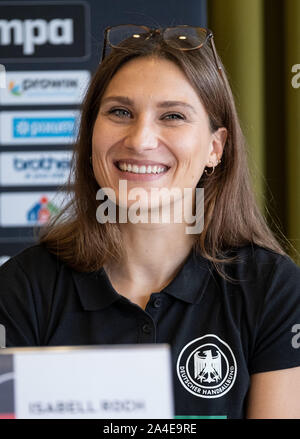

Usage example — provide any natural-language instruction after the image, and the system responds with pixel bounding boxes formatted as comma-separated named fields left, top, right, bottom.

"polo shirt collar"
left=163, top=248, right=212, bottom=304
left=72, top=248, right=212, bottom=311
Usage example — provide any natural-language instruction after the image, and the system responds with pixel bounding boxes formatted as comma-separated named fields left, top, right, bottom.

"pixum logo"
left=13, top=117, right=76, bottom=138
left=0, top=110, right=80, bottom=145
left=96, top=181, right=204, bottom=234
left=0, top=2, right=90, bottom=62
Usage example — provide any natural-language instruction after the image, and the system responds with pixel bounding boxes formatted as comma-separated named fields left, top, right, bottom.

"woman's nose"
left=123, top=116, right=159, bottom=152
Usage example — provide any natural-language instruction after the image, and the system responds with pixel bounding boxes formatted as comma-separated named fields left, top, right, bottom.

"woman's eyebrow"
left=101, top=96, right=132, bottom=106
left=157, top=100, right=197, bottom=114
left=101, top=96, right=197, bottom=113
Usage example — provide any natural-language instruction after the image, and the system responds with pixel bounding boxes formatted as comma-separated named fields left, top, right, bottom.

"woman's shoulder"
left=227, top=245, right=300, bottom=375
left=0, top=243, right=62, bottom=279
left=220, top=242, right=300, bottom=282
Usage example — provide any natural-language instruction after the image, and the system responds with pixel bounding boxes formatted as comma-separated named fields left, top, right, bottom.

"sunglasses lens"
left=108, top=25, right=149, bottom=48
left=163, top=27, right=208, bottom=49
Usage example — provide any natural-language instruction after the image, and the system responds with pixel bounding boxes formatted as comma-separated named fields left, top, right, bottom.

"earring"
left=204, top=165, right=215, bottom=176
left=204, top=158, right=221, bottom=176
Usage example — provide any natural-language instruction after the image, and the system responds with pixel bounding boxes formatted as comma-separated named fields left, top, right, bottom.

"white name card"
left=0, top=345, right=174, bottom=419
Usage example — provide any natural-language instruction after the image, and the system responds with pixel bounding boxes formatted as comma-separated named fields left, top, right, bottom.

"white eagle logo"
left=194, top=349, right=222, bottom=383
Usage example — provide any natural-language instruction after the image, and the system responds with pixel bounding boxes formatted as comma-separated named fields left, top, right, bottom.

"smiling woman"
left=40, top=26, right=286, bottom=275
left=0, top=25, right=299, bottom=419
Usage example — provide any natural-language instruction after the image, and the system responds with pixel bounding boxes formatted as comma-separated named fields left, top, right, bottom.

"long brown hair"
left=39, top=33, right=293, bottom=280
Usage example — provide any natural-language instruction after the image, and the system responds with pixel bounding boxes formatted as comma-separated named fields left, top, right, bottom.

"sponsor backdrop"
left=0, top=0, right=206, bottom=262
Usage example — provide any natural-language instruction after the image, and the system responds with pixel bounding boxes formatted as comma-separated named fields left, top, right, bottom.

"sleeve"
left=0, top=256, right=41, bottom=347
left=249, top=254, right=300, bottom=374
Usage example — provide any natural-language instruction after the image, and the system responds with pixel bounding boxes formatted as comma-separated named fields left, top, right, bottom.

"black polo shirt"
left=0, top=243, right=299, bottom=419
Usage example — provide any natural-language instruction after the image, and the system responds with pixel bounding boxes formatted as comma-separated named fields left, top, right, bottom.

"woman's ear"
left=206, top=127, right=227, bottom=167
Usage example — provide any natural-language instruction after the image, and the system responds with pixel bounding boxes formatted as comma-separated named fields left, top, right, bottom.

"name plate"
left=0, top=344, right=173, bottom=419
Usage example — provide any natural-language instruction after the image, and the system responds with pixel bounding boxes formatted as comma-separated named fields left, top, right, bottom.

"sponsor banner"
left=0, top=70, right=90, bottom=105
left=0, top=1, right=90, bottom=62
left=0, top=110, right=80, bottom=145
left=0, top=191, right=69, bottom=227
left=0, top=151, right=72, bottom=186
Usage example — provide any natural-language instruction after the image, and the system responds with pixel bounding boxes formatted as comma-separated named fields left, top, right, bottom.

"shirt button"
left=142, top=324, right=151, bottom=334
left=153, top=298, right=161, bottom=308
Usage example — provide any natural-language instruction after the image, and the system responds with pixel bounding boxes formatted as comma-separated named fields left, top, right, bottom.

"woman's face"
left=92, top=56, right=226, bottom=214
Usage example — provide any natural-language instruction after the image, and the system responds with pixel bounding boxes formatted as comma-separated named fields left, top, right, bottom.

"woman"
left=0, top=25, right=299, bottom=419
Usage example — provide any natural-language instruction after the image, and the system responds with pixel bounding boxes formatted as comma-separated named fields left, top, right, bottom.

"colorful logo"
left=9, top=81, right=22, bottom=96
left=27, top=196, right=59, bottom=224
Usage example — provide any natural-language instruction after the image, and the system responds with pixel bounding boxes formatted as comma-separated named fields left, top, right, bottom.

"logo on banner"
left=9, top=81, right=22, bottom=96
left=0, top=111, right=79, bottom=145
left=0, top=151, right=72, bottom=186
left=13, top=117, right=76, bottom=138
left=0, top=71, right=90, bottom=105
left=9, top=78, right=78, bottom=97
left=27, top=196, right=59, bottom=224
left=177, top=334, right=237, bottom=398
left=0, top=192, right=68, bottom=227
left=13, top=156, right=70, bottom=172
left=0, top=2, right=90, bottom=61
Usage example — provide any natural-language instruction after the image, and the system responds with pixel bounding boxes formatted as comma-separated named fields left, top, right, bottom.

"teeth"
left=117, top=162, right=167, bottom=174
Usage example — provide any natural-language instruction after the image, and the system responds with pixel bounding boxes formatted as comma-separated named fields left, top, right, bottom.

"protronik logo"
left=27, top=196, right=59, bottom=224
left=8, top=81, right=21, bottom=96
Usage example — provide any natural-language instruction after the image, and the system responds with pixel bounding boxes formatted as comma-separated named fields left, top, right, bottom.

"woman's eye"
left=163, top=113, right=185, bottom=121
left=108, top=108, right=131, bottom=118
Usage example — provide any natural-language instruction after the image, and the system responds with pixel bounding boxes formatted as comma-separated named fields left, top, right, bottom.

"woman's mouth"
left=113, top=160, right=170, bottom=181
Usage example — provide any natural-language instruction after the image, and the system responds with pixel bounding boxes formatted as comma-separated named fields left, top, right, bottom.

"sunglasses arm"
left=210, top=36, right=224, bottom=79
left=101, top=30, right=108, bottom=62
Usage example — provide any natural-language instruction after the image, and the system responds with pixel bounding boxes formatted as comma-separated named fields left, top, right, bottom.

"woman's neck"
left=103, top=222, right=195, bottom=308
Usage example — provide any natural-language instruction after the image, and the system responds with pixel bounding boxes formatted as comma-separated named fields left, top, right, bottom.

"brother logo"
left=0, top=2, right=89, bottom=61
left=13, top=157, right=71, bottom=171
